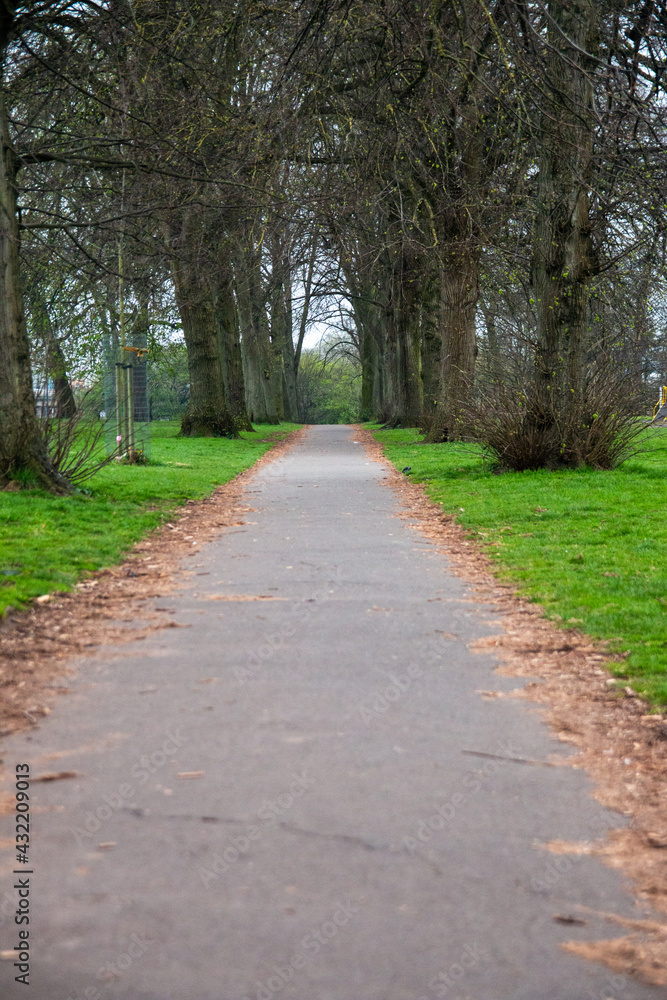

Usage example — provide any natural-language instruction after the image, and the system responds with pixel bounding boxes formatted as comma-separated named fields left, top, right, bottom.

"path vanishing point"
left=0, top=425, right=662, bottom=1000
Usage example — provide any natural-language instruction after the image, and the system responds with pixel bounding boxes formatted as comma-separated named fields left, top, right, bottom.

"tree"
left=0, top=3, right=68, bottom=489
left=529, top=1, right=600, bottom=410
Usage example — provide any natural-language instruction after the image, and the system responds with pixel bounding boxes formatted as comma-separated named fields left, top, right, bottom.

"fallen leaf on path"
left=574, top=908, right=667, bottom=935
left=563, top=935, right=667, bottom=987
left=542, top=840, right=595, bottom=855
left=554, top=914, right=587, bottom=925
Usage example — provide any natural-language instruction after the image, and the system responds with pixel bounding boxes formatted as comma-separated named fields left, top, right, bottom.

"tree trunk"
left=381, top=292, right=401, bottom=425
left=397, top=263, right=423, bottom=427
left=215, top=270, right=252, bottom=431
left=170, top=255, right=237, bottom=438
left=379, top=258, right=423, bottom=428
left=294, top=235, right=318, bottom=374
left=46, top=334, right=77, bottom=419
left=531, top=0, right=598, bottom=410
left=269, top=240, right=299, bottom=422
left=420, top=270, right=441, bottom=431
left=630, top=246, right=655, bottom=395
left=480, top=294, right=504, bottom=386
left=359, top=318, right=379, bottom=421
left=343, top=267, right=384, bottom=423
left=236, top=246, right=281, bottom=425
left=425, top=245, right=479, bottom=442
left=348, top=286, right=382, bottom=422
left=0, top=83, right=67, bottom=489
left=278, top=310, right=299, bottom=422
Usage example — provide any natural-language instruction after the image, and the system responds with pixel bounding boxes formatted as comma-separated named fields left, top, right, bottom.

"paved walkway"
left=0, top=426, right=659, bottom=1000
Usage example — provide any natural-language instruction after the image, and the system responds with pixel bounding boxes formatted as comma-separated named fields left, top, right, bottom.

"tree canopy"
left=2, top=1, right=667, bottom=486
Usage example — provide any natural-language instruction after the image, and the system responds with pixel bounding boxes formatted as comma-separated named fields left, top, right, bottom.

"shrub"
left=465, top=365, right=648, bottom=471
left=41, top=393, right=118, bottom=487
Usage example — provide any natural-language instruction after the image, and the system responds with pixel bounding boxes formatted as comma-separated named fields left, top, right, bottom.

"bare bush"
left=41, top=395, right=118, bottom=487
left=465, top=365, right=649, bottom=471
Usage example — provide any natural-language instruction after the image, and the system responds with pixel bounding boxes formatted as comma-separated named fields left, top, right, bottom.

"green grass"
left=371, top=425, right=667, bottom=707
left=0, top=422, right=299, bottom=617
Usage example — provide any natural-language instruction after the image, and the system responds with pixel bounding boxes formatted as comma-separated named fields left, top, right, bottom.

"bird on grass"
left=401, top=466, right=412, bottom=474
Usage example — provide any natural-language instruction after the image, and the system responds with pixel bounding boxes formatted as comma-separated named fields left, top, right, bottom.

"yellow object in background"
left=652, top=386, right=667, bottom=419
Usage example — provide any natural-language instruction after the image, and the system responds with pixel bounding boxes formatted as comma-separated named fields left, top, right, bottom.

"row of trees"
left=307, top=1, right=667, bottom=452
left=1, top=1, right=666, bottom=489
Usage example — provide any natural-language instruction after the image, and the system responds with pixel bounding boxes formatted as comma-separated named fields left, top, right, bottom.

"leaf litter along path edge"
left=357, top=424, right=667, bottom=988
left=0, top=426, right=307, bottom=742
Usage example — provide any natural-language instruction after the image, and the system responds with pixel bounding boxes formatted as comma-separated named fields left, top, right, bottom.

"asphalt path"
left=0, top=425, right=660, bottom=1000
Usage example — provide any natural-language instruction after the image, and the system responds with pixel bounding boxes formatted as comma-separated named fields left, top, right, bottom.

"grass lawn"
left=0, top=421, right=299, bottom=617
left=371, top=425, right=667, bottom=707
